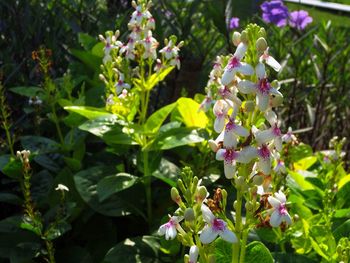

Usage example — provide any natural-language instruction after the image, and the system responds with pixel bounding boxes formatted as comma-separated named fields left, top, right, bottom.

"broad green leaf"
left=338, top=173, right=350, bottom=189
left=272, top=252, right=317, bottom=263
left=45, top=221, right=71, bottom=240
left=64, top=106, right=113, bottom=120
left=289, top=144, right=313, bottom=163
left=70, top=49, right=101, bottom=71
left=287, top=169, right=315, bottom=190
left=245, top=241, right=273, bottom=263
left=145, top=66, right=174, bottom=91
left=97, top=173, right=138, bottom=202
left=104, top=236, right=160, bottom=263
left=9, top=86, right=43, bottom=98
left=147, top=127, right=204, bottom=151
left=174, top=97, right=208, bottom=128
left=78, top=33, right=97, bottom=50
left=334, top=208, right=350, bottom=218
left=310, top=237, right=329, bottom=260
left=336, top=181, right=350, bottom=208
left=294, top=156, right=317, bottom=170
left=152, top=158, right=179, bottom=187
left=0, top=193, right=22, bottom=205
left=91, top=42, right=104, bottom=57
left=255, top=228, right=279, bottom=244
left=74, top=166, right=135, bottom=217
left=333, top=219, right=350, bottom=242
left=63, top=157, right=82, bottom=171
left=2, top=157, right=22, bottom=179
left=144, top=102, right=177, bottom=134
left=214, top=238, right=232, bottom=263
left=21, top=136, right=60, bottom=154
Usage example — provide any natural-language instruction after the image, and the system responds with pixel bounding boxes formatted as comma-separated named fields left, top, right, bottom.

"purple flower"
left=229, top=17, right=240, bottom=29
left=260, top=0, right=289, bottom=27
left=289, top=10, right=313, bottom=30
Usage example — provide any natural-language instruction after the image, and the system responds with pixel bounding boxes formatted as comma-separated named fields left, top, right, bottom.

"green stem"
left=143, top=150, right=152, bottom=225
left=232, top=190, right=243, bottom=263
left=3, top=122, right=14, bottom=156
left=239, top=229, right=248, bottom=263
left=45, top=239, right=56, bottom=263
left=50, top=104, right=64, bottom=146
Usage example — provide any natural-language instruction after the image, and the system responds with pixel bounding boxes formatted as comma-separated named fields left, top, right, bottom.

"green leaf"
left=214, top=238, right=232, bottom=263
left=336, top=181, right=350, bottom=208
left=74, top=166, right=134, bottom=217
left=9, top=86, right=43, bottom=98
left=21, top=136, right=60, bottom=154
left=147, top=127, right=204, bottom=151
left=152, top=158, right=179, bottom=187
left=334, top=208, right=350, bottom=218
left=273, top=252, right=317, bottom=263
left=294, top=156, right=317, bottom=170
left=289, top=144, right=313, bottom=163
left=63, top=157, right=82, bottom=172
left=70, top=49, right=101, bottom=71
left=2, top=157, right=22, bottom=179
left=144, top=102, right=177, bottom=134
left=333, top=219, right=350, bottom=242
left=64, top=106, right=113, bottom=120
left=310, top=237, right=329, bottom=260
left=91, top=42, right=104, bottom=57
left=144, top=66, right=174, bottom=91
left=104, top=236, right=160, bottom=263
left=338, top=173, right=350, bottom=189
left=287, top=169, right=315, bottom=190
left=78, top=33, right=97, bottom=50
left=173, top=97, right=208, bottom=128
left=245, top=241, right=273, bottom=263
left=97, top=173, right=138, bottom=202
left=255, top=228, right=279, bottom=244
left=45, top=221, right=71, bottom=240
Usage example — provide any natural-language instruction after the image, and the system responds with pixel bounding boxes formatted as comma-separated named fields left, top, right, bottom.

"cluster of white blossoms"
left=201, top=25, right=292, bottom=228
left=98, top=0, right=182, bottom=114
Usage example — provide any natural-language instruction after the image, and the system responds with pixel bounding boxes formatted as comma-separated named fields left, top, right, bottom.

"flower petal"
left=220, top=229, right=238, bottom=243
left=275, top=190, right=286, bottom=203
left=214, top=116, right=226, bottom=133
left=189, top=245, right=199, bottom=263
left=201, top=204, right=215, bottom=223
left=237, top=63, right=254, bottom=76
left=266, top=55, right=281, bottom=72
left=221, top=68, right=235, bottom=86
left=166, top=225, right=177, bottom=240
left=200, top=225, right=218, bottom=244
left=270, top=210, right=283, bottom=227
left=258, top=157, right=271, bottom=174
left=268, top=196, right=281, bottom=209
left=274, top=136, right=283, bottom=151
left=256, top=62, right=266, bottom=79
left=233, top=124, right=249, bottom=137
left=237, top=146, right=258, bottom=163
left=224, top=129, right=238, bottom=148
left=256, top=93, right=269, bottom=112
left=265, top=110, right=277, bottom=125
left=158, top=224, right=167, bottom=236
left=282, top=213, right=292, bottom=225
left=233, top=42, right=247, bottom=60
left=255, top=129, right=275, bottom=145
left=224, top=162, right=236, bottom=179
left=216, top=149, right=226, bottom=161
left=237, top=80, right=256, bottom=94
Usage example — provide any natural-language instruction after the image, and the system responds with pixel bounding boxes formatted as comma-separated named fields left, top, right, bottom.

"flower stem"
left=239, top=229, right=248, bottom=263
left=45, top=239, right=56, bottom=263
left=232, top=189, right=243, bottom=263
left=143, top=150, right=152, bottom=226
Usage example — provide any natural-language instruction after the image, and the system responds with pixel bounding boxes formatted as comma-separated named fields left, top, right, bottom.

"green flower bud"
left=240, top=30, right=248, bottom=43
left=256, top=37, right=268, bottom=52
left=177, top=179, right=186, bottom=194
left=235, top=176, right=245, bottom=188
left=253, top=175, right=264, bottom=186
left=250, top=185, right=258, bottom=195
left=232, top=31, right=241, bottom=46
left=244, top=100, right=255, bottom=112
left=221, top=189, right=228, bottom=208
left=184, top=207, right=195, bottom=221
left=171, top=187, right=181, bottom=204
left=197, top=186, right=208, bottom=202
left=258, top=27, right=266, bottom=38
left=184, top=254, right=190, bottom=263
left=245, top=201, right=253, bottom=212
left=233, top=200, right=238, bottom=211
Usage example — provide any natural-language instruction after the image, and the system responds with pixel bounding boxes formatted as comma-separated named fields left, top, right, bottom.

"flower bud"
left=221, top=189, right=227, bottom=208
left=258, top=28, right=266, bottom=38
left=250, top=185, right=258, bottom=195
left=184, top=207, right=195, bottom=221
left=177, top=179, right=186, bottom=194
left=184, top=254, right=190, bottom=263
left=233, top=200, right=238, bottom=211
left=253, top=175, right=263, bottom=186
left=245, top=201, right=253, bottom=211
left=197, top=186, right=208, bottom=202
left=244, top=100, right=255, bottom=112
left=235, top=176, right=245, bottom=188
left=232, top=32, right=241, bottom=46
left=171, top=187, right=181, bottom=204
left=240, top=30, right=248, bottom=43
left=256, top=37, right=268, bottom=52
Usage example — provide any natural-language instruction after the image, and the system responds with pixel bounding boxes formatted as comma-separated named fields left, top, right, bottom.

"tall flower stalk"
left=98, top=0, right=182, bottom=225
left=159, top=24, right=293, bottom=262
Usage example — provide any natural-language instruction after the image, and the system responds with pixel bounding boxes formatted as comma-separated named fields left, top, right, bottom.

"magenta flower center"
left=258, top=78, right=271, bottom=95
left=212, top=218, right=226, bottom=232
left=225, top=119, right=237, bottom=132
left=224, top=149, right=238, bottom=163
left=258, top=145, right=270, bottom=159
left=228, top=56, right=241, bottom=70
left=278, top=203, right=288, bottom=216
left=166, top=219, right=176, bottom=228
left=272, top=124, right=281, bottom=136
left=118, top=80, right=124, bottom=86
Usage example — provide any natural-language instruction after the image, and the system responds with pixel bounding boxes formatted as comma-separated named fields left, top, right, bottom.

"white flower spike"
left=158, top=216, right=183, bottom=240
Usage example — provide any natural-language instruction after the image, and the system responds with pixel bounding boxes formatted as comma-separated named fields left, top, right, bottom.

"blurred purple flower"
left=229, top=17, right=240, bottom=29
left=289, top=10, right=313, bottom=30
left=260, top=0, right=289, bottom=27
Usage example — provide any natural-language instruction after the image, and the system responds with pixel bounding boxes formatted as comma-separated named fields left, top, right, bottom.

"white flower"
left=208, top=129, right=224, bottom=152
left=223, top=105, right=249, bottom=148
left=142, top=31, right=158, bottom=60
left=256, top=144, right=272, bottom=175
left=255, top=110, right=282, bottom=151
left=55, top=184, right=69, bottom=192
left=115, top=73, right=130, bottom=94
left=282, top=127, right=297, bottom=143
left=200, top=205, right=237, bottom=244
left=221, top=43, right=254, bottom=86
left=213, top=100, right=231, bottom=133
left=268, top=191, right=292, bottom=227
left=216, top=146, right=256, bottom=179
left=259, top=47, right=281, bottom=72
left=189, top=245, right=199, bottom=263
left=158, top=216, right=183, bottom=240
left=237, top=63, right=282, bottom=112
left=199, top=92, right=213, bottom=113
